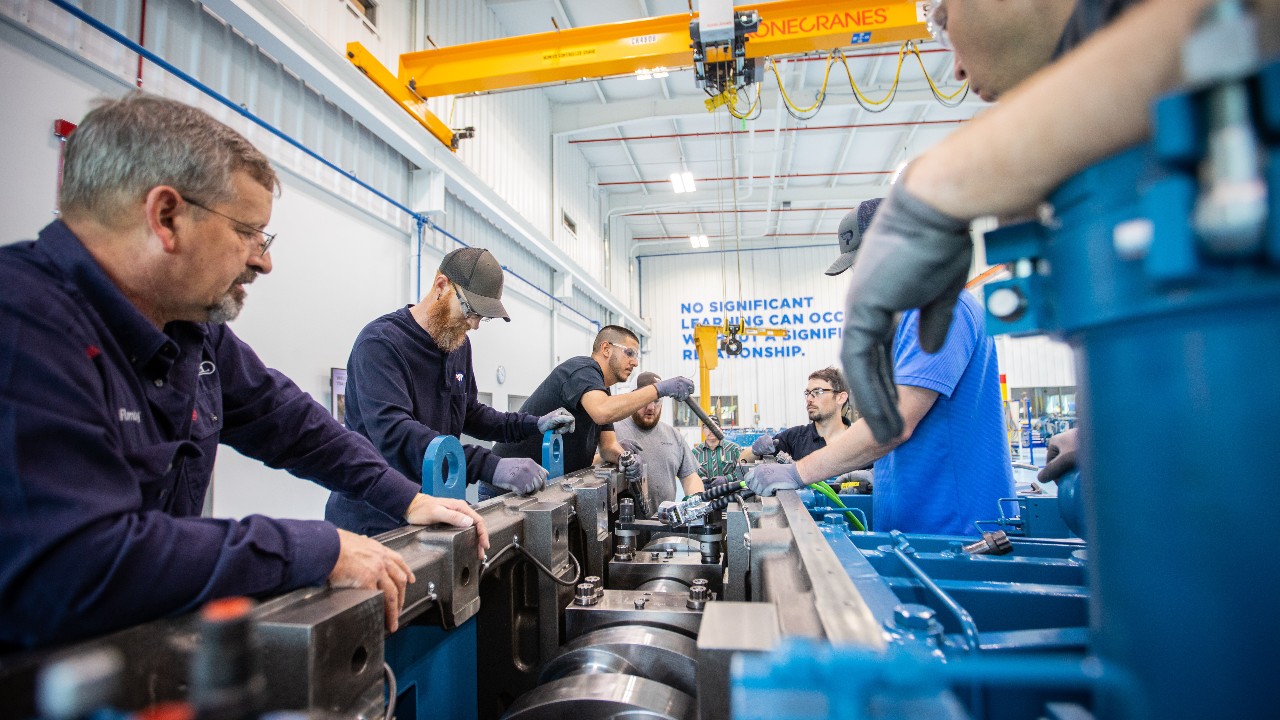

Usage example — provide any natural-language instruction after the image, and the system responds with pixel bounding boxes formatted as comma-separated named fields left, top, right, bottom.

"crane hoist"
left=692, top=319, right=788, bottom=417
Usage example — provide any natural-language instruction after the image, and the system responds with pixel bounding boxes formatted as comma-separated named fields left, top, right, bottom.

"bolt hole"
left=554, top=528, right=561, bottom=541
left=351, top=644, right=369, bottom=674
left=460, top=566, right=471, bottom=587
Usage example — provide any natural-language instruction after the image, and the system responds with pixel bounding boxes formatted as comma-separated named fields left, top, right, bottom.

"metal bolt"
left=665, top=548, right=675, bottom=559
left=633, top=596, right=648, bottom=609
left=574, top=583, right=599, bottom=606
left=986, top=287, right=1026, bottom=322
left=650, top=551, right=660, bottom=560
left=893, top=604, right=937, bottom=632
left=686, top=584, right=709, bottom=610
left=615, top=544, right=634, bottom=561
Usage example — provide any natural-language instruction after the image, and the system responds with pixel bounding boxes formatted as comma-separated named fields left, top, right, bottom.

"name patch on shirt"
left=118, top=408, right=142, bottom=423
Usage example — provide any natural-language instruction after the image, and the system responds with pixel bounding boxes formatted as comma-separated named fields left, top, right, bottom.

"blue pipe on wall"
left=46, top=0, right=607, bottom=332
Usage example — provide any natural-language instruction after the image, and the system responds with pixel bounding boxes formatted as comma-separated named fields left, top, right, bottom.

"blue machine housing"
left=733, top=55, right=1280, bottom=720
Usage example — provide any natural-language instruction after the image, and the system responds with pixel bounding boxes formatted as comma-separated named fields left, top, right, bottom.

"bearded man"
left=611, top=371, right=705, bottom=511
left=325, top=247, right=575, bottom=535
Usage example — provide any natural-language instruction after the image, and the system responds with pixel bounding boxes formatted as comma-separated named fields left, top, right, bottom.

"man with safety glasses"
left=327, top=247, right=577, bottom=535
left=740, top=367, right=853, bottom=463
left=493, top=325, right=696, bottom=477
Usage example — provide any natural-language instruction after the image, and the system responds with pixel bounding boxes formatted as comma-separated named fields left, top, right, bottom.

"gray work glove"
left=1038, top=428, right=1080, bottom=482
left=491, top=457, right=549, bottom=495
left=751, top=435, right=777, bottom=457
left=840, top=180, right=972, bottom=443
left=537, top=407, right=576, bottom=435
left=620, top=450, right=646, bottom=482
left=654, top=376, right=695, bottom=400
left=745, top=462, right=805, bottom=497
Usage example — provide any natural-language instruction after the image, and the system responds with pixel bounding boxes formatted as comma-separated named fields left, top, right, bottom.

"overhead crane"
left=346, top=0, right=933, bottom=151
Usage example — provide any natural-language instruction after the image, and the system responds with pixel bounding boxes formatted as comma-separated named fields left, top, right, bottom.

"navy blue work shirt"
left=774, top=418, right=851, bottom=462
left=492, top=356, right=614, bottom=474
left=326, top=307, right=539, bottom=535
left=0, top=221, right=421, bottom=649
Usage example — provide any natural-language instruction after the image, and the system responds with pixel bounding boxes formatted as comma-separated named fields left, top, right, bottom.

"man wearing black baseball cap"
left=744, top=200, right=1012, bottom=538
left=326, top=247, right=576, bottom=535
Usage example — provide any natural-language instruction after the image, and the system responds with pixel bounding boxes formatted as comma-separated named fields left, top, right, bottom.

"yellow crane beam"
left=397, top=0, right=928, bottom=97
left=346, top=0, right=931, bottom=150
left=693, top=322, right=789, bottom=415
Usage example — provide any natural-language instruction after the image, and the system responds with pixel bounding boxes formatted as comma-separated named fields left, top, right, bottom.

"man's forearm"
left=587, top=387, right=661, bottom=424
left=910, top=0, right=1214, bottom=219
left=795, top=420, right=899, bottom=484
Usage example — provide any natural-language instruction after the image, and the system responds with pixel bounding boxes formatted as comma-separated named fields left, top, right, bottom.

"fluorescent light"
left=689, top=234, right=709, bottom=248
left=670, top=171, right=696, bottom=194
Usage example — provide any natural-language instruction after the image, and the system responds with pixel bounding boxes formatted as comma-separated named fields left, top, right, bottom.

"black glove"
left=492, top=457, right=548, bottom=495
left=1038, top=428, right=1080, bottom=482
left=840, top=180, right=971, bottom=443
left=654, top=376, right=695, bottom=400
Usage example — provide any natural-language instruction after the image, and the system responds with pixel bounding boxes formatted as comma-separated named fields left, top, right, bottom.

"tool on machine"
left=656, top=480, right=755, bottom=527
left=618, top=450, right=653, bottom=518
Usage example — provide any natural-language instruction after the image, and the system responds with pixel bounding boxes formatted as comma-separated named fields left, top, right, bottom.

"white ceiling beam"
left=552, top=85, right=974, bottom=136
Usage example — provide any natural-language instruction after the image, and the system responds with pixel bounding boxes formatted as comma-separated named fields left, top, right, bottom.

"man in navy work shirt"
left=0, top=94, right=487, bottom=650
left=747, top=202, right=1013, bottom=536
left=740, top=367, right=852, bottom=463
left=493, top=326, right=696, bottom=474
left=326, top=247, right=575, bottom=535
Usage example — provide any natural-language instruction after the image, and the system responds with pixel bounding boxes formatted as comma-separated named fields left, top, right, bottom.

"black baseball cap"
left=440, top=247, right=510, bottom=322
left=825, top=198, right=884, bottom=276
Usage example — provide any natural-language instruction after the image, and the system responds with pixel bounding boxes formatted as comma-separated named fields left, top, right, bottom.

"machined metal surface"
left=540, top=625, right=698, bottom=697
left=501, top=673, right=696, bottom=720
left=751, top=493, right=886, bottom=648
left=697, top=602, right=782, bottom=720
left=564, top=590, right=705, bottom=642
left=608, top=550, right=724, bottom=595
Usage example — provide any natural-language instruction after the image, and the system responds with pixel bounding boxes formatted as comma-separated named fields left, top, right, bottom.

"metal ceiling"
left=482, top=0, right=988, bottom=257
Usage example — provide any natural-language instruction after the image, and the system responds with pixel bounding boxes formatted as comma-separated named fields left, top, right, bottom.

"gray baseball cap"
left=825, top=198, right=884, bottom=276
left=440, top=247, right=510, bottom=322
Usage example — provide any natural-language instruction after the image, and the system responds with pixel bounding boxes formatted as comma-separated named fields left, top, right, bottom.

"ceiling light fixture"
left=689, top=234, right=709, bottom=248
left=670, top=171, right=696, bottom=194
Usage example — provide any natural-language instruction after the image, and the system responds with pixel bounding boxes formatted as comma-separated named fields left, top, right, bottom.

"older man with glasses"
left=326, top=247, right=578, bottom=535
left=493, top=325, right=695, bottom=478
left=0, top=94, right=487, bottom=650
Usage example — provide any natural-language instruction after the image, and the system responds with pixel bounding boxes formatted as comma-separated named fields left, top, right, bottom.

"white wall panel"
left=994, top=335, right=1077, bottom=388
left=638, top=245, right=851, bottom=430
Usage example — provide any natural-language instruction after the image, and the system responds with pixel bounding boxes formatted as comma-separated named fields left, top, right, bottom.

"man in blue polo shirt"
left=0, top=94, right=487, bottom=649
left=326, top=247, right=576, bottom=536
left=746, top=202, right=1012, bottom=536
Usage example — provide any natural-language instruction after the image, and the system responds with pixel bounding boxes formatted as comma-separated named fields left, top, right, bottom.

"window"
left=562, top=210, right=577, bottom=237
left=345, top=0, right=377, bottom=29
left=674, top=396, right=738, bottom=428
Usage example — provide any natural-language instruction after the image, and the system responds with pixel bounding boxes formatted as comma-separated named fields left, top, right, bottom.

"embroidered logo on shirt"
left=199, top=361, right=217, bottom=376
left=455, top=372, right=464, bottom=383
left=85, top=345, right=101, bottom=359
left=118, top=408, right=142, bottom=423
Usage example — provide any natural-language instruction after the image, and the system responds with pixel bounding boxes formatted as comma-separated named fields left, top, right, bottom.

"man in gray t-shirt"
left=613, top=372, right=704, bottom=512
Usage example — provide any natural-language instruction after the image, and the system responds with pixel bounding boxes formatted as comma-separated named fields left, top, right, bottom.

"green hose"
left=811, top=481, right=867, bottom=531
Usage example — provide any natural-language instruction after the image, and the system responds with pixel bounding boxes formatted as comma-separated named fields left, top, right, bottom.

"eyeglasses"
left=608, top=341, right=639, bottom=359
left=453, top=284, right=492, bottom=322
left=181, top=196, right=276, bottom=256
left=803, top=388, right=836, bottom=399
left=926, top=0, right=951, bottom=49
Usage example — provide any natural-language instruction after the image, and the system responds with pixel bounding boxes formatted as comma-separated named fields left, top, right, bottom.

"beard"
left=425, top=296, right=472, bottom=353
left=206, top=270, right=257, bottom=324
left=807, top=406, right=831, bottom=422
left=633, top=407, right=661, bottom=430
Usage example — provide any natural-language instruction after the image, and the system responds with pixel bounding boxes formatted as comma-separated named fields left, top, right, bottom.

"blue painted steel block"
left=384, top=620, right=478, bottom=720
left=540, top=430, right=565, bottom=479
left=422, top=435, right=466, bottom=500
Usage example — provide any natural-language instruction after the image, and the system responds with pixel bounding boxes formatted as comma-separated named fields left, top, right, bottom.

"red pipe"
left=623, top=206, right=859, bottom=216
left=600, top=170, right=891, bottom=187
left=570, top=118, right=965, bottom=144
left=634, top=232, right=828, bottom=241
left=136, top=0, right=147, bottom=88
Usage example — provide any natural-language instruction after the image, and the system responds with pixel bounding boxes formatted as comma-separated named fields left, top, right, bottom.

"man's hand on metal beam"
left=328, top=529, right=416, bottom=633
left=840, top=178, right=972, bottom=443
